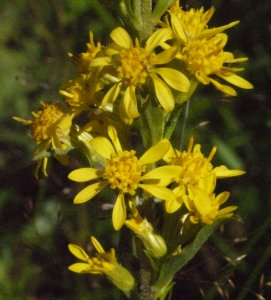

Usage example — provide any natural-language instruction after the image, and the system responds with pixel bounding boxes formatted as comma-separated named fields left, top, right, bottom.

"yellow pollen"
left=116, top=45, right=156, bottom=86
left=30, top=101, right=64, bottom=144
left=103, top=150, right=145, bottom=194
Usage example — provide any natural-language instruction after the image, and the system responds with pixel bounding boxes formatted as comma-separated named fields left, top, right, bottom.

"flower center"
left=183, top=36, right=226, bottom=76
left=103, top=150, right=145, bottom=195
left=115, top=44, right=156, bottom=86
left=30, top=101, right=65, bottom=144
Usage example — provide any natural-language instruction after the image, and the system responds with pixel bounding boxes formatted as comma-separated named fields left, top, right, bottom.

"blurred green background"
left=0, top=0, right=270, bottom=299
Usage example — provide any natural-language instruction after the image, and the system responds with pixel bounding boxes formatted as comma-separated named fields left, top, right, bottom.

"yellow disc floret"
left=116, top=40, right=156, bottom=86
left=29, top=101, right=65, bottom=144
left=103, top=150, right=146, bottom=195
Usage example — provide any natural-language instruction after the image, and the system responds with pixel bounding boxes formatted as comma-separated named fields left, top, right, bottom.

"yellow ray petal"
left=170, top=13, right=187, bottom=43
left=74, top=181, right=108, bottom=204
left=213, top=165, right=245, bottom=178
left=91, top=236, right=105, bottom=253
left=68, top=263, right=92, bottom=273
left=112, top=194, right=126, bottom=230
left=91, top=56, right=112, bottom=67
left=120, top=85, right=140, bottom=119
left=141, top=165, right=182, bottom=180
left=199, top=21, right=240, bottom=39
left=215, top=191, right=230, bottom=205
left=139, top=139, right=170, bottom=165
left=90, top=137, right=116, bottom=159
left=68, top=244, right=89, bottom=261
left=151, top=75, right=174, bottom=112
left=217, top=74, right=253, bottom=89
left=145, top=28, right=173, bottom=52
left=165, top=199, right=182, bottom=213
left=139, top=184, right=176, bottom=201
left=68, top=168, right=103, bottom=182
left=102, top=82, right=122, bottom=105
left=155, top=68, right=190, bottom=92
left=155, top=45, right=179, bottom=65
left=209, top=78, right=237, bottom=96
left=110, top=27, right=133, bottom=49
left=108, top=125, right=122, bottom=153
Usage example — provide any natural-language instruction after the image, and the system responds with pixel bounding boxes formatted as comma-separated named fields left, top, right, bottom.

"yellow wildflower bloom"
left=68, top=31, right=103, bottom=74
left=178, top=33, right=253, bottom=95
left=163, top=137, right=245, bottom=213
left=59, top=72, right=104, bottom=113
left=13, top=101, right=72, bottom=177
left=68, top=125, right=182, bottom=230
left=125, top=202, right=167, bottom=258
left=184, top=174, right=237, bottom=224
left=164, top=1, right=239, bottom=43
left=68, top=236, right=135, bottom=292
left=91, top=27, right=190, bottom=122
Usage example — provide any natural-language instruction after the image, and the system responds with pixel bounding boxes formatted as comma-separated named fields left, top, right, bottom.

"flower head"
left=68, top=125, right=182, bottom=230
left=68, top=236, right=135, bottom=292
left=163, top=137, right=245, bottom=213
left=59, top=72, right=104, bottom=113
left=13, top=101, right=72, bottom=177
left=68, top=31, right=103, bottom=74
left=164, top=1, right=239, bottom=43
left=91, top=27, right=190, bottom=123
left=178, top=33, right=253, bottom=95
left=184, top=174, right=237, bottom=224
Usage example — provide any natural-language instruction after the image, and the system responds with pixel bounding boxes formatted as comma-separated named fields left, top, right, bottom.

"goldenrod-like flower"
left=91, top=27, right=190, bottom=122
left=68, top=236, right=135, bottom=293
left=184, top=174, right=237, bottom=224
left=13, top=101, right=72, bottom=177
left=68, top=31, right=103, bottom=74
left=68, top=125, right=182, bottom=230
left=125, top=202, right=167, bottom=258
left=163, top=137, right=245, bottom=213
left=178, top=33, right=253, bottom=95
left=59, top=72, right=104, bottom=113
left=164, top=1, right=239, bottom=43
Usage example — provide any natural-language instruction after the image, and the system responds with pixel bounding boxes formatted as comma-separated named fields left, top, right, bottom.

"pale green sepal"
left=163, top=105, right=182, bottom=140
left=152, top=0, right=178, bottom=21
left=153, top=218, right=228, bottom=292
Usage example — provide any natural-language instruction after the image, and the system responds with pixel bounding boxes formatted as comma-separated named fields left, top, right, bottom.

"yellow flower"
left=68, top=236, right=135, bottom=293
left=59, top=72, right=104, bottom=113
left=91, top=27, right=190, bottom=122
left=184, top=174, right=237, bottom=224
left=125, top=202, right=167, bottom=258
left=13, top=101, right=72, bottom=177
left=163, top=137, right=245, bottom=213
left=68, top=31, right=103, bottom=74
left=164, top=1, right=239, bottom=43
left=68, top=125, right=182, bottom=230
left=178, top=33, right=253, bottom=95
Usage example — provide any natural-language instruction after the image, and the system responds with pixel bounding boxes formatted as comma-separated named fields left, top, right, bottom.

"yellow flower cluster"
left=162, top=2, right=253, bottom=95
left=13, top=1, right=252, bottom=294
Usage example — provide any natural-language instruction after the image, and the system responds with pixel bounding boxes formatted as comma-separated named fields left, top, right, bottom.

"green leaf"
left=33, top=146, right=74, bottom=161
left=163, top=105, right=182, bottom=140
left=135, top=97, right=167, bottom=150
left=152, top=0, right=177, bottom=21
left=153, top=218, right=228, bottom=292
